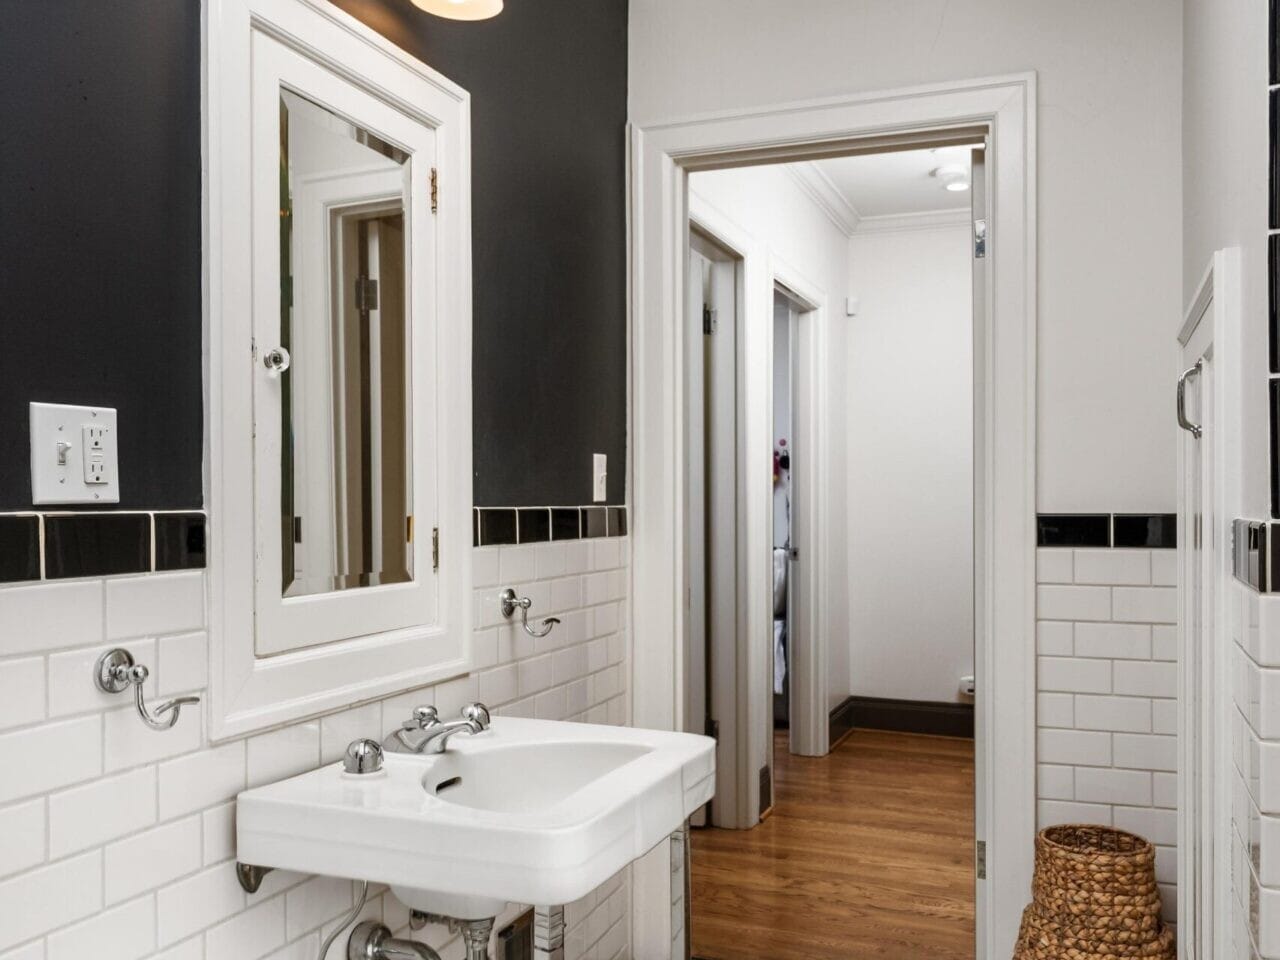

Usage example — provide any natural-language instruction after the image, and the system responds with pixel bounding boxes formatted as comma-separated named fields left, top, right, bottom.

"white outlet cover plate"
left=30, top=402, right=120, bottom=504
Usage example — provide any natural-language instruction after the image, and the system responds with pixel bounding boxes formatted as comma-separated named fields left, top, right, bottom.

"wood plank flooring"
left=690, top=729, right=975, bottom=960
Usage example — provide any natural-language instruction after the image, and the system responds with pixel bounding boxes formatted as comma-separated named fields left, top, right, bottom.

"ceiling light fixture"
left=931, top=164, right=970, bottom=193
left=411, top=0, right=503, bottom=21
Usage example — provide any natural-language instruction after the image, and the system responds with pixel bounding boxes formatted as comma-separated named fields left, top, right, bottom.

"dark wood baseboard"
left=829, top=695, right=974, bottom=741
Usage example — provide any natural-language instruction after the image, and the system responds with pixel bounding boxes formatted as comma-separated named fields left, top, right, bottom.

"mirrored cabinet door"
left=250, top=31, right=439, bottom=655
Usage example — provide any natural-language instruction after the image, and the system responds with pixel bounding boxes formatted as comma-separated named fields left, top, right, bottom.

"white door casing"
left=629, top=74, right=1036, bottom=956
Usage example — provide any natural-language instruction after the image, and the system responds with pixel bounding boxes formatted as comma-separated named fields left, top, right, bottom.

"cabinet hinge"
left=976, top=840, right=987, bottom=879
left=703, top=305, right=716, bottom=335
left=406, top=515, right=413, bottom=543
left=432, top=527, right=439, bottom=571
left=430, top=167, right=438, bottom=215
left=354, top=276, right=379, bottom=311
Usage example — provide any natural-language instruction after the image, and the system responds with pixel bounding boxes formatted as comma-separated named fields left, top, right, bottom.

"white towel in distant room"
left=772, top=547, right=789, bottom=616
left=774, top=619, right=786, bottom=695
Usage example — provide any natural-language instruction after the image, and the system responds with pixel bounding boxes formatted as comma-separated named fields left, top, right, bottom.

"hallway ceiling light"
left=410, top=0, right=503, bottom=20
left=931, top=164, right=970, bottom=192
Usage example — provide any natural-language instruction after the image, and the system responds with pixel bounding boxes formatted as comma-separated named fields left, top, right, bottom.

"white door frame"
left=629, top=74, right=1037, bottom=956
left=1176, top=249, right=1240, bottom=960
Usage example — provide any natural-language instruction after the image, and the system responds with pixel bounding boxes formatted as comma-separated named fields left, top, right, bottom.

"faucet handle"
left=408, top=705, right=439, bottom=729
left=461, top=702, right=491, bottom=730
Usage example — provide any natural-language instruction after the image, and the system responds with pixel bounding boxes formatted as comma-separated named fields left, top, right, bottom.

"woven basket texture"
left=1012, top=825, right=1174, bottom=960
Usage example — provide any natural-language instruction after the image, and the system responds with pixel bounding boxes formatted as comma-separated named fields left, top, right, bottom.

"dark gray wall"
left=0, top=0, right=628, bottom=510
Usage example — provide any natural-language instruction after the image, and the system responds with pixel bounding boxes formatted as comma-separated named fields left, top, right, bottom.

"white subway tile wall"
left=0, top=539, right=630, bottom=960
left=1230, top=579, right=1280, bottom=958
left=1035, top=547, right=1178, bottom=923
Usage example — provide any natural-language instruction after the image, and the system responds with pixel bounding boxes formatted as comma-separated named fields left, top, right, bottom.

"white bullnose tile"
left=1111, top=586, right=1177, bottom=624
left=48, top=766, right=156, bottom=858
left=105, top=571, right=204, bottom=639
left=103, top=699, right=202, bottom=772
left=1037, top=584, right=1111, bottom=622
left=0, top=580, right=103, bottom=656
left=1113, top=733, right=1177, bottom=773
left=1074, top=694, right=1151, bottom=733
left=155, top=863, right=246, bottom=947
left=1113, top=660, right=1177, bottom=698
left=1036, top=621, right=1073, bottom=656
left=247, top=722, right=321, bottom=788
left=284, top=875, right=353, bottom=940
left=1075, top=767, right=1152, bottom=806
left=45, top=894, right=155, bottom=960
left=0, top=656, right=45, bottom=730
left=158, top=740, right=245, bottom=820
left=1074, top=622, right=1151, bottom=660
left=1073, top=549, right=1150, bottom=586
left=0, top=715, right=101, bottom=804
left=0, top=799, right=46, bottom=879
left=157, top=631, right=208, bottom=696
left=1038, top=657, right=1111, bottom=694
left=104, top=815, right=202, bottom=905
left=0, top=851, right=101, bottom=952
left=1038, top=728, right=1111, bottom=766
left=205, top=896, right=285, bottom=960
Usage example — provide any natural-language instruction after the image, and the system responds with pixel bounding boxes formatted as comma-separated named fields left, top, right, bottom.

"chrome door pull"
left=1177, top=359, right=1203, bottom=438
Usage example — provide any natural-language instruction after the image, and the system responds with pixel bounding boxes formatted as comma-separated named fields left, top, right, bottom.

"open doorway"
left=682, top=142, right=983, bottom=958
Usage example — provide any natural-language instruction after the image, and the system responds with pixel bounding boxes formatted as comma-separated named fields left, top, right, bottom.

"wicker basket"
left=1013, top=825, right=1174, bottom=960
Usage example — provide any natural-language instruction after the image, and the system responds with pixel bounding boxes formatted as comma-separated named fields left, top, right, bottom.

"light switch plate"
left=593, top=453, right=608, bottom=502
left=30, top=402, right=120, bottom=504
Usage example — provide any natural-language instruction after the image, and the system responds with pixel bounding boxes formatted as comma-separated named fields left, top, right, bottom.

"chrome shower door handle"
left=1177, top=359, right=1203, bottom=439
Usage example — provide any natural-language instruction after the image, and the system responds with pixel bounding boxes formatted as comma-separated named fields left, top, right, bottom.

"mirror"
left=278, top=89, right=414, bottom=599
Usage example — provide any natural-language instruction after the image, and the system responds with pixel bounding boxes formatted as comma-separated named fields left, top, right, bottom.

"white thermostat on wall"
left=29, top=402, right=120, bottom=504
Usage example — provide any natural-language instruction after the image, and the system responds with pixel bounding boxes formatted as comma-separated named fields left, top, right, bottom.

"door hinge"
left=973, top=218, right=988, bottom=259
left=703, top=305, right=716, bottom=335
left=976, top=840, right=987, bottom=879
left=354, top=276, right=379, bottom=311
left=430, top=167, right=438, bottom=214
left=406, top=515, right=414, bottom=543
left=432, top=527, right=439, bottom=571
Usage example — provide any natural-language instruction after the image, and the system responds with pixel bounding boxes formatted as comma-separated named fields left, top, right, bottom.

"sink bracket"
left=235, top=861, right=274, bottom=893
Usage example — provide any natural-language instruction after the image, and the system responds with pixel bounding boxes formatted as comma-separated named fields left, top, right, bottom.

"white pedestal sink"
left=236, top=717, right=715, bottom=922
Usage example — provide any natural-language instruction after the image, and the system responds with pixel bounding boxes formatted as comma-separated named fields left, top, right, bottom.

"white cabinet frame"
left=204, top=0, right=473, bottom=740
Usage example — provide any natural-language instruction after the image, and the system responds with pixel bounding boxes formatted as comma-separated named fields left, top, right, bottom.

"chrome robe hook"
left=499, top=588, right=560, bottom=638
left=95, top=648, right=199, bottom=730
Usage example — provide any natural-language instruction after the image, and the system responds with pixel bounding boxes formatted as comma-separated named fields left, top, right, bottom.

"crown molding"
left=853, top=206, right=970, bottom=235
left=785, top=162, right=860, bottom=236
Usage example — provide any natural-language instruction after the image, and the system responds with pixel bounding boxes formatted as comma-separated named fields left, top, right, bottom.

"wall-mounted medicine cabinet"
left=206, top=0, right=472, bottom=739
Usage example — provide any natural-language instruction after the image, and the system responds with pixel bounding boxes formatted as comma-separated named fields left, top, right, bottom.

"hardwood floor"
left=690, top=729, right=975, bottom=960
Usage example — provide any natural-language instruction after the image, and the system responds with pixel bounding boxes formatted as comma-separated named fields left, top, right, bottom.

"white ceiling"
left=805, top=144, right=975, bottom=222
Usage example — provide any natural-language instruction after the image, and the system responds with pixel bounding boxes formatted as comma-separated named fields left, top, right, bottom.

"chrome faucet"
left=384, top=702, right=492, bottom=754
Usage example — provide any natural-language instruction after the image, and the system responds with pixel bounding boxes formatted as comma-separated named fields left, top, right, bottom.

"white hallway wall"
left=846, top=223, right=973, bottom=703
left=688, top=163, right=854, bottom=735
left=630, top=0, right=1183, bottom=514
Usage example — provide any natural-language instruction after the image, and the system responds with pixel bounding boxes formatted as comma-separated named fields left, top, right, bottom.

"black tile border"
left=829, top=695, right=974, bottom=741
left=1271, top=235, right=1280, bottom=374
left=0, top=515, right=41, bottom=584
left=1035, top=513, right=1176, bottom=549
left=0, top=511, right=208, bottom=583
left=474, top=506, right=628, bottom=547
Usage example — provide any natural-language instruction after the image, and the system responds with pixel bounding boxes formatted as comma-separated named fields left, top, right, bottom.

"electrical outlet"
left=30, top=402, right=120, bottom=504
left=593, top=453, right=608, bottom=502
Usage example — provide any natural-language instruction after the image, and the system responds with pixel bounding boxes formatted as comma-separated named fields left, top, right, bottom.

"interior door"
left=1177, top=310, right=1215, bottom=960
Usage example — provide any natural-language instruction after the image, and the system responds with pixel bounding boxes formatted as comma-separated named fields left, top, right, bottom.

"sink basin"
left=236, top=717, right=715, bottom=919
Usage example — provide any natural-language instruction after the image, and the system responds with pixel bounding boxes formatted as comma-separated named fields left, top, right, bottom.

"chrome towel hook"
left=95, top=648, right=199, bottom=731
left=500, top=588, right=560, bottom=638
